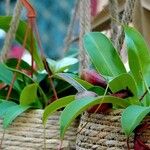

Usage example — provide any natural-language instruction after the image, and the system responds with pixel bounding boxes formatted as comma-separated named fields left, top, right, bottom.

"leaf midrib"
left=88, top=35, right=115, bottom=76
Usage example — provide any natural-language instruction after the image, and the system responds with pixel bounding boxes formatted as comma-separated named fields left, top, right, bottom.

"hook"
left=20, top=0, right=36, bottom=18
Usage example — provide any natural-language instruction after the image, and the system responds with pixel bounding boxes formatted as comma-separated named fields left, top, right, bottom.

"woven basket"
left=0, top=110, right=79, bottom=150
left=76, top=109, right=150, bottom=150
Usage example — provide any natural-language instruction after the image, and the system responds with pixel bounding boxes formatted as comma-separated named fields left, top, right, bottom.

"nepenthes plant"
left=0, top=0, right=78, bottom=129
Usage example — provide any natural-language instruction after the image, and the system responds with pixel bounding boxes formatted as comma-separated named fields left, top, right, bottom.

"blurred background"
left=0, top=0, right=150, bottom=60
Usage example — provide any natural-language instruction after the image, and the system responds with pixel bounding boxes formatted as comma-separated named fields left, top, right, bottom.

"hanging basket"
left=0, top=110, right=79, bottom=150
left=76, top=110, right=150, bottom=150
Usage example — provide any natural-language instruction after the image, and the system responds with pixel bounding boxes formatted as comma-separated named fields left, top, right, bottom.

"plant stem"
left=33, top=21, right=58, bottom=101
left=126, top=137, right=130, bottom=150
left=49, top=76, right=58, bottom=100
left=6, top=25, right=30, bottom=100
left=140, top=90, right=148, bottom=101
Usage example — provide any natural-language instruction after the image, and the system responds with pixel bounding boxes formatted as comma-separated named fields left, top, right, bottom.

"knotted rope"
left=63, top=0, right=79, bottom=52
left=79, top=0, right=91, bottom=74
left=115, top=0, right=137, bottom=52
left=109, top=0, right=119, bottom=44
left=1, top=0, right=22, bottom=62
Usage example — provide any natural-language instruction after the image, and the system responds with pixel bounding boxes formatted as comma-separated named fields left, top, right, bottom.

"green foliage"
left=88, top=86, right=105, bottom=96
left=3, top=105, right=30, bottom=128
left=47, top=57, right=78, bottom=74
left=0, top=100, right=16, bottom=117
left=60, top=96, right=129, bottom=139
left=0, top=14, right=82, bottom=130
left=58, top=73, right=93, bottom=90
left=43, top=95, right=75, bottom=126
left=6, top=58, right=32, bottom=70
left=56, top=73, right=87, bottom=92
left=20, top=83, right=42, bottom=108
left=83, top=32, right=126, bottom=78
left=109, top=73, right=137, bottom=96
left=0, top=16, right=44, bottom=70
left=54, top=26, right=150, bottom=140
left=0, top=63, right=20, bottom=91
left=0, top=100, right=30, bottom=128
left=124, top=26, right=150, bottom=97
left=121, top=105, right=150, bottom=136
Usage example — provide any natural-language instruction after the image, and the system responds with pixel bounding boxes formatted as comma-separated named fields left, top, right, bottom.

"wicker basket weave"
left=76, top=109, right=150, bottom=150
left=0, top=110, right=79, bottom=150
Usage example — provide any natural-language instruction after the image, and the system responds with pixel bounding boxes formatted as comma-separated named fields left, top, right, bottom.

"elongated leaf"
left=47, top=57, right=78, bottom=74
left=60, top=96, right=129, bottom=139
left=64, top=73, right=93, bottom=89
left=3, top=105, right=30, bottom=128
left=0, top=63, right=20, bottom=91
left=109, top=73, right=137, bottom=96
left=0, top=100, right=17, bottom=117
left=109, top=73, right=139, bottom=105
left=83, top=32, right=126, bottom=77
left=121, top=105, right=150, bottom=136
left=56, top=73, right=86, bottom=92
left=20, top=83, right=39, bottom=106
left=56, top=57, right=78, bottom=73
left=43, top=95, right=75, bottom=126
left=0, top=16, right=44, bottom=70
left=124, top=26, right=150, bottom=94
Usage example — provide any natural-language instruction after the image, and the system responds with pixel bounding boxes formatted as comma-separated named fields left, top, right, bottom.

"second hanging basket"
left=76, top=110, right=150, bottom=150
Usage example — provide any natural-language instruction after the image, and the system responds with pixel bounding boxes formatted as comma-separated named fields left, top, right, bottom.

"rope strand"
left=63, top=0, right=79, bottom=52
left=79, top=0, right=91, bottom=74
left=1, top=0, right=22, bottom=61
left=109, top=0, right=119, bottom=44
left=115, top=0, right=137, bottom=52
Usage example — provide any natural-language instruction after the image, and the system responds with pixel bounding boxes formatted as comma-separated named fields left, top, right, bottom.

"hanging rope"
left=109, top=0, right=119, bottom=44
left=115, top=0, right=137, bottom=52
left=1, top=0, right=22, bottom=62
left=79, top=0, right=91, bottom=74
left=5, top=0, right=10, bottom=15
left=63, top=0, right=79, bottom=52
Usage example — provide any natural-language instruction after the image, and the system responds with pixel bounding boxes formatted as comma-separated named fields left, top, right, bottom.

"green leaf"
left=0, top=63, right=20, bottom=91
left=3, top=105, right=30, bottom=128
left=43, top=95, right=75, bottom=126
left=121, top=105, right=150, bottom=136
left=124, top=26, right=150, bottom=94
left=0, top=100, right=17, bottom=117
left=47, top=57, right=78, bottom=74
left=46, top=58, right=56, bottom=74
left=56, top=57, right=78, bottom=73
left=83, top=32, right=126, bottom=77
left=5, top=63, right=34, bottom=83
left=56, top=73, right=86, bottom=92
left=6, top=58, right=32, bottom=70
left=109, top=73, right=138, bottom=96
left=89, top=86, right=105, bottom=95
left=0, top=16, right=44, bottom=70
left=60, top=96, right=129, bottom=139
left=65, top=74, right=93, bottom=89
left=20, top=83, right=39, bottom=106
